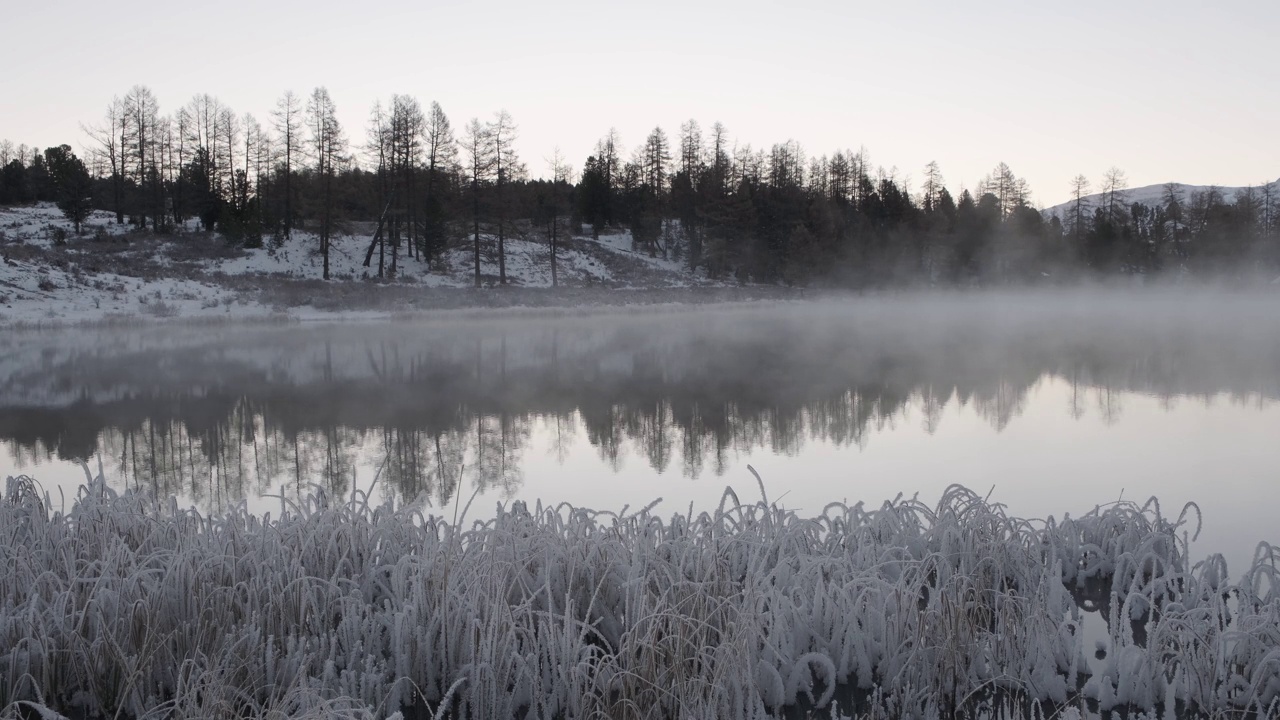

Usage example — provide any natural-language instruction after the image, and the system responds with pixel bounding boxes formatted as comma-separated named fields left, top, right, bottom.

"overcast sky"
left=2, top=0, right=1277, bottom=206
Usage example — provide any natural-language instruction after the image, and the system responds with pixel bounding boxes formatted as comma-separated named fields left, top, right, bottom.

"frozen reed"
left=1, top=471, right=1277, bottom=719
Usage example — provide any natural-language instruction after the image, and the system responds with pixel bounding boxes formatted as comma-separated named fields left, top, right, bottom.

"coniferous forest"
left=2, top=84, right=1278, bottom=287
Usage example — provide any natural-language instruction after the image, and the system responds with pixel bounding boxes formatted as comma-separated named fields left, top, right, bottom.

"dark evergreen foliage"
left=43, top=145, right=94, bottom=233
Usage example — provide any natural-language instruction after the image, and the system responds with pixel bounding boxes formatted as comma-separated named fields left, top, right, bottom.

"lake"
left=4, top=289, right=1279, bottom=577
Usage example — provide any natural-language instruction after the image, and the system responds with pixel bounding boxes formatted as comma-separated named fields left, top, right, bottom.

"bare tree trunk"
left=115, top=115, right=127, bottom=224
left=390, top=216, right=399, bottom=278
left=322, top=171, right=332, bottom=279
left=498, top=215, right=506, bottom=284
left=379, top=221, right=386, bottom=277
left=473, top=179, right=481, bottom=287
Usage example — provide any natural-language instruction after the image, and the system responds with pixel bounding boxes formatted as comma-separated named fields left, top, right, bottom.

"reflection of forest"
left=3, top=305, right=1278, bottom=507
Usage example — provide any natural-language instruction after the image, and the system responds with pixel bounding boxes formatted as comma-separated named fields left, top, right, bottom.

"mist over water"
left=4, top=288, right=1279, bottom=573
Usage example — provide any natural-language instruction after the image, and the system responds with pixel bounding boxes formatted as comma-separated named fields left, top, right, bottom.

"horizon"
left=3, top=1, right=1279, bottom=207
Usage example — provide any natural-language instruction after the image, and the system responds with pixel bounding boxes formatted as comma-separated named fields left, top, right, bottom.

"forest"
left=2, top=84, right=1278, bottom=287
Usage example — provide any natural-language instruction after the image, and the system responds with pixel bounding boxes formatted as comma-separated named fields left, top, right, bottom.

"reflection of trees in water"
left=626, top=402, right=675, bottom=474
left=808, top=389, right=907, bottom=448
left=1095, top=386, right=1123, bottom=426
left=470, top=412, right=528, bottom=497
left=6, top=314, right=1279, bottom=508
left=96, top=404, right=251, bottom=507
left=972, top=380, right=1031, bottom=432
left=81, top=388, right=920, bottom=510
left=546, top=411, right=576, bottom=465
left=90, top=400, right=365, bottom=511
left=87, top=405, right=532, bottom=513
left=100, top=419, right=202, bottom=500
left=376, top=412, right=534, bottom=506
left=370, top=425, right=473, bottom=507
left=316, top=425, right=358, bottom=497
left=382, top=427, right=432, bottom=503
left=427, top=429, right=467, bottom=507
left=918, top=384, right=949, bottom=435
left=669, top=401, right=713, bottom=478
left=5, top=438, right=54, bottom=471
left=583, top=402, right=627, bottom=472
left=0, top=375, right=1189, bottom=511
left=1067, top=370, right=1088, bottom=420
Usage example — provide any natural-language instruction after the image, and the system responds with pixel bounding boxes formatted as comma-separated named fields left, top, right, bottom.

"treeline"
left=2, top=84, right=1278, bottom=285
left=0, top=142, right=95, bottom=234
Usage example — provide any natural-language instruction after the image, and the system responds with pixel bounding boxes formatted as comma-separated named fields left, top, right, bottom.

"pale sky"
left=2, top=0, right=1277, bottom=206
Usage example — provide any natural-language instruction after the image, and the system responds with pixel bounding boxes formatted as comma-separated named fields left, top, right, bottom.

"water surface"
left=4, top=291, right=1278, bottom=575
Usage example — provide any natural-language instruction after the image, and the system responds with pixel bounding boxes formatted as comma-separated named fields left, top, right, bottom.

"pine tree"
left=422, top=101, right=456, bottom=266
left=578, top=155, right=608, bottom=239
left=44, top=145, right=93, bottom=233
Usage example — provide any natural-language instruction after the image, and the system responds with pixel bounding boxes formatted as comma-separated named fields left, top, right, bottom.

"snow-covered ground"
left=0, top=205, right=255, bottom=325
left=206, top=226, right=625, bottom=288
left=0, top=203, right=737, bottom=327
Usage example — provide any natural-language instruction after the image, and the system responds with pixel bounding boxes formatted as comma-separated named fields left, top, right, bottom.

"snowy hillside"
left=0, top=203, right=746, bottom=326
left=1042, top=178, right=1280, bottom=219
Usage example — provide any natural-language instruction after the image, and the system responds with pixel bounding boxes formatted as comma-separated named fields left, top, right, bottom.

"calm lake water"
left=4, top=291, right=1279, bottom=576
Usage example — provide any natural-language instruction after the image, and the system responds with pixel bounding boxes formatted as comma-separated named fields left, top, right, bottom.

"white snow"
left=0, top=248, right=254, bottom=326
left=587, top=227, right=694, bottom=277
left=0, top=204, right=729, bottom=327
left=207, top=224, right=701, bottom=289
left=1042, top=178, right=1280, bottom=219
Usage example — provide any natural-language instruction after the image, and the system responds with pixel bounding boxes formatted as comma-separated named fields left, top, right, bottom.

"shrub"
left=144, top=299, right=178, bottom=317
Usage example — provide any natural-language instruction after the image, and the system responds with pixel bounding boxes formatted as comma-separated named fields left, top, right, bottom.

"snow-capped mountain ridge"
left=1042, top=177, right=1280, bottom=219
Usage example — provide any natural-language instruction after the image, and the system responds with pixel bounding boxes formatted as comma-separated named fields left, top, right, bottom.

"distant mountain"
left=1042, top=178, right=1280, bottom=219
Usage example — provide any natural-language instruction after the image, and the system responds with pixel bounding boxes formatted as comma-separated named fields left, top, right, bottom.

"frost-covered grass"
left=1, top=470, right=1277, bottom=720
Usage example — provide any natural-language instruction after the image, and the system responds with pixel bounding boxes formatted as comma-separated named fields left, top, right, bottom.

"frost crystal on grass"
left=0, top=473, right=1276, bottom=719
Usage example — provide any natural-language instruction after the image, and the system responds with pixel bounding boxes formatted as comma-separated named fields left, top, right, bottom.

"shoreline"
left=0, top=283, right=810, bottom=330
